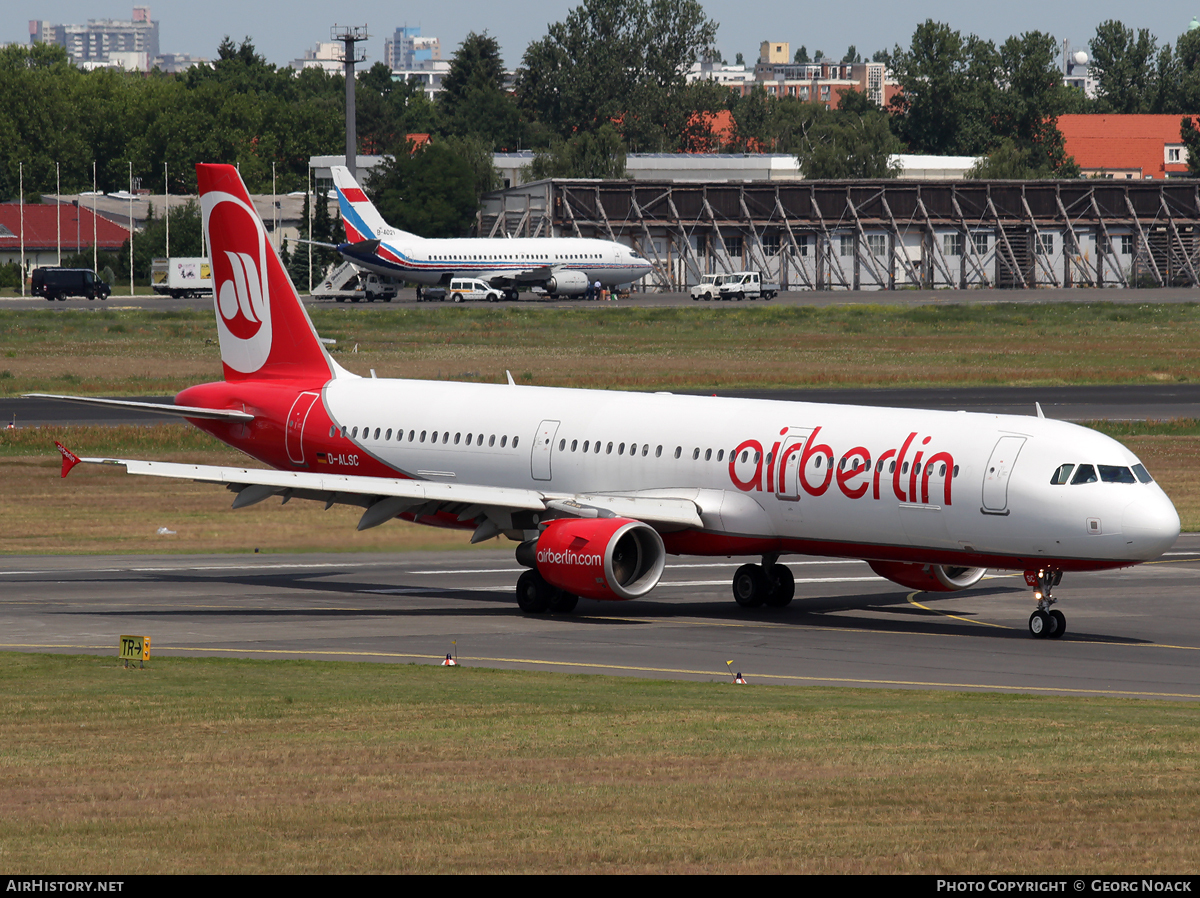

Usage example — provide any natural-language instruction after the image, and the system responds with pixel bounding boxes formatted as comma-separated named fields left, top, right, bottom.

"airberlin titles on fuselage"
left=730, top=426, right=956, bottom=506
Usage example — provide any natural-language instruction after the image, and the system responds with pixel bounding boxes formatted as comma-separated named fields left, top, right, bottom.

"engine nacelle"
left=545, top=269, right=589, bottom=296
left=868, top=560, right=988, bottom=593
left=532, top=517, right=665, bottom=601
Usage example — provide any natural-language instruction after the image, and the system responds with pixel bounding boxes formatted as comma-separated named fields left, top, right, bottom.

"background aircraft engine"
left=534, top=517, right=665, bottom=600
left=545, top=270, right=589, bottom=295
left=867, top=560, right=988, bottom=592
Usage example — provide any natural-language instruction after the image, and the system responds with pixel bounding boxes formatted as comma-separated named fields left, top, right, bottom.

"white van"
left=448, top=278, right=503, bottom=303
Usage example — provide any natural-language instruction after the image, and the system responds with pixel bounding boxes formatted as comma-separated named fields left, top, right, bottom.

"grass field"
left=2, top=653, right=1198, bottom=874
left=2, top=303, right=1199, bottom=395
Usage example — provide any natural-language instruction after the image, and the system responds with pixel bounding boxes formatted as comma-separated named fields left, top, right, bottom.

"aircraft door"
left=531, top=419, right=561, bottom=481
left=774, top=427, right=813, bottom=522
left=982, top=435, right=1027, bottom=514
left=286, top=392, right=321, bottom=465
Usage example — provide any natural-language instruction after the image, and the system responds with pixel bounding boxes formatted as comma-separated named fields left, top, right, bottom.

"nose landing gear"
left=1024, top=569, right=1065, bottom=639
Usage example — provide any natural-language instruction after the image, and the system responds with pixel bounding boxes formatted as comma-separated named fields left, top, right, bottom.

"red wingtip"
left=55, top=441, right=82, bottom=478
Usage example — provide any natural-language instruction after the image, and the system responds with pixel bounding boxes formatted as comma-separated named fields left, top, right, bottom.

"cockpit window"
left=1132, top=463, right=1153, bottom=484
left=1098, top=465, right=1136, bottom=484
left=1070, top=464, right=1097, bottom=485
left=1050, top=464, right=1074, bottom=485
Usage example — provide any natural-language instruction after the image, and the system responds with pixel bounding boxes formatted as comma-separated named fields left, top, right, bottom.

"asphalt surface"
left=3, top=537, right=1198, bottom=699
left=2, top=285, right=1199, bottom=311
left=8, top=383, right=1200, bottom=428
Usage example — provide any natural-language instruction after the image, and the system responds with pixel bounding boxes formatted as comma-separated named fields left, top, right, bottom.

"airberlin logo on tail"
left=204, top=191, right=273, bottom=374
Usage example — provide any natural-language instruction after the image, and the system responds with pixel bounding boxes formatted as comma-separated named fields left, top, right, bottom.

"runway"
left=9, top=383, right=1200, bottom=427
left=3, top=535, right=1199, bottom=700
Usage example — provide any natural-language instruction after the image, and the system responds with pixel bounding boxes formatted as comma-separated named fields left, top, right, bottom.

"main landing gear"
left=515, top=569, right=579, bottom=614
left=732, top=555, right=795, bottom=608
left=1025, top=569, right=1066, bottom=639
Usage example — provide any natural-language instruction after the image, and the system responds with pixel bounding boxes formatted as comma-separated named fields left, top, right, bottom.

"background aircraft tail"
left=330, top=165, right=420, bottom=243
left=197, top=163, right=342, bottom=384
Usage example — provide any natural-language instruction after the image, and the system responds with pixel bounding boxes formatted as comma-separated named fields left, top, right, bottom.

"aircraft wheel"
left=549, top=591, right=579, bottom=614
left=516, top=570, right=555, bottom=614
left=732, top=564, right=766, bottom=608
left=764, top=564, right=794, bottom=607
left=336, top=297, right=346, bottom=303
left=507, top=290, right=519, bottom=302
left=452, top=293, right=464, bottom=303
left=1028, top=610, right=1051, bottom=639
left=1048, top=609, right=1066, bottom=639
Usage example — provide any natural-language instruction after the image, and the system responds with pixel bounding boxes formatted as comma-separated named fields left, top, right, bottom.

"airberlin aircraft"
left=329, top=165, right=654, bottom=299
left=35, top=164, right=1180, bottom=639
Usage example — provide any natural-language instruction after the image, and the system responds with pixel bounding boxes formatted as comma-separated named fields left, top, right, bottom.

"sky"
left=6, top=1, right=1198, bottom=69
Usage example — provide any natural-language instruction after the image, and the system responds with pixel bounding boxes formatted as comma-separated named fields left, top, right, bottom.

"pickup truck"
left=718, top=271, right=779, bottom=301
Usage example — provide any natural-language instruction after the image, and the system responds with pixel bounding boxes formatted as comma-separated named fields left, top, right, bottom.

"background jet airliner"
left=36, top=164, right=1180, bottom=640
left=330, top=165, right=654, bottom=299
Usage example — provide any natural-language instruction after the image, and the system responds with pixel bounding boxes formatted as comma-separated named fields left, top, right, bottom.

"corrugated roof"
left=0, top=203, right=129, bottom=251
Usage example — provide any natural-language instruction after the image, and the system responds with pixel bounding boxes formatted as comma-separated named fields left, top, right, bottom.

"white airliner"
left=329, top=165, right=654, bottom=299
left=36, top=164, right=1180, bottom=640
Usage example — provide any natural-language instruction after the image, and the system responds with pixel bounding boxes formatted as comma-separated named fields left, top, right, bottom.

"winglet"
left=55, top=441, right=82, bottom=478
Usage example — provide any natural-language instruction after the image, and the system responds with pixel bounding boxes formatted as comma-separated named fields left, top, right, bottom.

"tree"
left=439, top=32, right=508, bottom=129
left=1089, top=21, right=1160, bottom=113
left=367, top=139, right=497, bottom=238
left=517, top=0, right=718, bottom=146
left=794, top=46, right=809, bottom=64
left=525, top=123, right=628, bottom=179
left=889, top=21, right=999, bottom=156
left=841, top=46, right=861, bottom=64
left=992, top=32, right=1080, bottom=176
left=1182, top=118, right=1200, bottom=177
left=794, top=94, right=902, bottom=179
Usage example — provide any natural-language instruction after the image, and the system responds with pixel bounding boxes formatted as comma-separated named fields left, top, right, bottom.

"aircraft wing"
left=59, top=450, right=705, bottom=536
left=477, top=267, right=554, bottom=288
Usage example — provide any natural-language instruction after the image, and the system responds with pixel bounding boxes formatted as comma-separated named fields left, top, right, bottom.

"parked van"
left=448, top=278, right=503, bottom=303
left=31, top=268, right=111, bottom=302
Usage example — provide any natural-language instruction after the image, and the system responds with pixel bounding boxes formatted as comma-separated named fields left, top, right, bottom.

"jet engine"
left=523, top=517, right=665, bottom=600
left=867, top=560, right=987, bottom=592
left=544, top=270, right=590, bottom=296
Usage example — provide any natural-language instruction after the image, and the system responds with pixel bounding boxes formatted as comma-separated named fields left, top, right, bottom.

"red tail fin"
left=55, top=441, right=81, bottom=478
left=197, top=164, right=335, bottom=384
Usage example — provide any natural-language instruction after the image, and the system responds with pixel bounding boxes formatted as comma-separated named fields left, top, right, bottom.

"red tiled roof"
left=0, top=203, right=129, bottom=252
left=1058, top=114, right=1193, bottom=179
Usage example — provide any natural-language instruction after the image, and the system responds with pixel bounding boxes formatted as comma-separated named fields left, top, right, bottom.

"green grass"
left=2, top=303, right=1199, bottom=395
left=1, top=652, right=1197, bottom=873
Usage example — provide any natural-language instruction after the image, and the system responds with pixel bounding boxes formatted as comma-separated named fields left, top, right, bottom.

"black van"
left=31, top=268, right=112, bottom=302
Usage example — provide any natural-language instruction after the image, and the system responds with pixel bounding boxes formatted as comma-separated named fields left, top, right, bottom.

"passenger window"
left=559, top=439, right=566, bottom=451
left=374, top=428, right=380, bottom=440
left=704, top=449, right=712, bottom=461
left=1071, top=464, right=1097, bottom=484
left=489, top=435, right=495, bottom=447
left=454, top=433, right=461, bottom=445
left=385, top=429, right=392, bottom=440
left=571, top=440, right=578, bottom=451
left=674, top=447, right=681, bottom=459
left=513, top=437, right=519, bottom=448
left=642, top=445, right=649, bottom=457
left=500, top=436, right=507, bottom=448
left=618, top=443, right=625, bottom=455
left=1050, top=464, right=1074, bottom=485
left=693, top=448, right=700, bottom=460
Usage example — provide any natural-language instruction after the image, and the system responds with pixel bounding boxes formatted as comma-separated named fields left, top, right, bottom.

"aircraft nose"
left=1122, top=494, right=1180, bottom=560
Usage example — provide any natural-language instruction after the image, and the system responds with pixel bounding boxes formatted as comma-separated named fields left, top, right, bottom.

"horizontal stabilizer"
left=25, top=394, right=254, bottom=422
